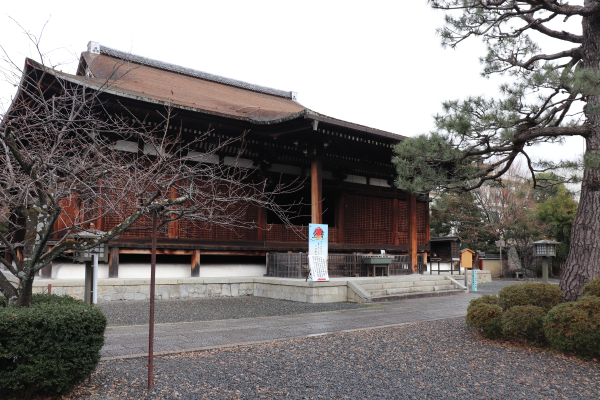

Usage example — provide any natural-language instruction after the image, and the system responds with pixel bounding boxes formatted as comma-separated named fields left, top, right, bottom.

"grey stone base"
left=32, top=275, right=469, bottom=304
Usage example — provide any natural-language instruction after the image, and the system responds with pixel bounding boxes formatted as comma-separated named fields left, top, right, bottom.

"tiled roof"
left=96, top=44, right=297, bottom=100
left=77, top=50, right=307, bottom=124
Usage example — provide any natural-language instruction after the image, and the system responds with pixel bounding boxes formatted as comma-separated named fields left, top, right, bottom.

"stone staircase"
left=349, top=275, right=468, bottom=303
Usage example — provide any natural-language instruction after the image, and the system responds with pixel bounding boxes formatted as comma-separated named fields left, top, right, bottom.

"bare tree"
left=0, top=36, right=298, bottom=307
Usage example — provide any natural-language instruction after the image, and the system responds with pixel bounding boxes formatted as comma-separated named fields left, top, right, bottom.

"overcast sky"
left=0, top=1, right=586, bottom=172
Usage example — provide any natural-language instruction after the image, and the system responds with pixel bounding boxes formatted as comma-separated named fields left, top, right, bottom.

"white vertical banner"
left=308, top=224, right=328, bottom=282
left=308, top=224, right=328, bottom=258
left=308, top=255, right=329, bottom=282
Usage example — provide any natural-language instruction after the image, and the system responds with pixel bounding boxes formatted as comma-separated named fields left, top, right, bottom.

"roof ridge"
left=88, top=42, right=298, bottom=100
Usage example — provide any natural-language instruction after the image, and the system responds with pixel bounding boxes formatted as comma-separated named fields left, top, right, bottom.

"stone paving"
left=101, top=293, right=477, bottom=359
left=101, top=278, right=556, bottom=360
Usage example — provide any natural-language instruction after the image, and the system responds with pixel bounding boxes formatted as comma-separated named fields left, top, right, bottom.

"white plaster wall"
left=116, top=263, right=191, bottom=279
left=43, top=262, right=266, bottom=280
left=199, top=263, right=265, bottom=277
left=51, top=263, right=109, bottom=280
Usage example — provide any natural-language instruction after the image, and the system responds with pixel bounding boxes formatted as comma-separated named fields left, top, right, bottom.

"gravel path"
left=71, top=317, right=599, bottom=400
left=99, top=297, right=373, bottom=326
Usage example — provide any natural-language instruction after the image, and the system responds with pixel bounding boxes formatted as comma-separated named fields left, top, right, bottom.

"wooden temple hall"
left=35, top=42, right=431, bottom=280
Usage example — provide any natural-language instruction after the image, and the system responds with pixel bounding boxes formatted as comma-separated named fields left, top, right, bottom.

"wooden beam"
left=41, top=246, right=52, bottom=279
left=311, top=156, right=323, bottom=224
left=191, top=250, right=201, bottom=277
left=119, top=248, right=193, bottom=255
left=407, top=193, right=418, bottom=273
left=109, top=247, right=119, bottom=278
left=335, top=194, right=345, bottom=243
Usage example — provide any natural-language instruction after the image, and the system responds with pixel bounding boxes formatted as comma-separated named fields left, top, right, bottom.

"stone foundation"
left=31, top=274, right=474, bottom=304
left=32, top=277, right=348, bottom=303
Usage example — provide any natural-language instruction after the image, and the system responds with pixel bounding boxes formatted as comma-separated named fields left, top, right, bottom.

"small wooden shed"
left=429, top=237, right=461, bottom=261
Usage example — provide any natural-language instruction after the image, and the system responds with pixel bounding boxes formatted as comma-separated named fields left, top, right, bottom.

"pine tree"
left=393, top=1, right=600, bottom=300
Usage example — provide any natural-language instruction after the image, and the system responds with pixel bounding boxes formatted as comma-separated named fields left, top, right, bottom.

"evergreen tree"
left=394, top=1, right=600, bottom=300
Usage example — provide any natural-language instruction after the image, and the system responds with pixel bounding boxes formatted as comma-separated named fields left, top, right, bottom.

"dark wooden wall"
left=53, top=193, right=429, bottom=247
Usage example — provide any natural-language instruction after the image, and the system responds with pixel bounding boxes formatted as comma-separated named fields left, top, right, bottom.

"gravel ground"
left=65, top=317, right=599, bottom=400
left=99, top=296, right=373, bottom=326
left=98, top=278, right=555, bottom=326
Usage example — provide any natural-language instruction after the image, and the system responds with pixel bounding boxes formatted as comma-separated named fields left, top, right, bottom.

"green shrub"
left=544, top=296, right=600, bottom=358
left=0, top=294, right=107, bottom=396
left=0, top=296, right=5, bottom=308
left=467, top=295, right=500, bottom=314
left=502, top=306, right=547, bottom=343
left=582, top=278, right=600, bottom=298
left=31, top=293, right=82, bottom=306
left=466, top=303, right=504, bottom=339
left=498, top=283, right=563, bottom=312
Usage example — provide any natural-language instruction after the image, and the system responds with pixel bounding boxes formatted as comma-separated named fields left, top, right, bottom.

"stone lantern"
left=70, top=224, right=106, bottom=304
left=531, top=239, right=560, bottom=283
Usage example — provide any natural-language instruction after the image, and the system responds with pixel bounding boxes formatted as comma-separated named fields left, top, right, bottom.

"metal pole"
left=92, top=253, right=98, bottom=304
left=148, top=210, right=158, bottom=391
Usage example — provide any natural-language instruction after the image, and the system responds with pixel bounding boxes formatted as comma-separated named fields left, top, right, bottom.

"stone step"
left=358, top=279, right=449, bottom=290
left=413, top=280, right=451, bottom=287
left=365, top=283, right=460, bottom=297
left=370, top=289, right=466, bottom=303
left=434, top=284, right=457, bottom=291
left=368, top=289, right=388, bottom=297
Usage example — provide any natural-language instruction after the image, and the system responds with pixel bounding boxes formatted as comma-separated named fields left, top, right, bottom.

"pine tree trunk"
left=560, top=7, right=600, bottom=301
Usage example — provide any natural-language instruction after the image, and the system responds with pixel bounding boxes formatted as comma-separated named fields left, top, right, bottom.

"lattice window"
left=398, top=200, right=408, bottom=233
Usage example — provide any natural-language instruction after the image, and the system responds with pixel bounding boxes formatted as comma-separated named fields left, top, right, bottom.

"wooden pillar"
left=168, top=187, right=179, bottom=239
left=425, top=199, right=431, bottom=242
left=108, top=247, right=119, bottom=278
left=257, top=207, right=267, bottom=241
left=335, top=194, right=345, bottom=243
left=41, top=246, right=52, bottom=279
left=191, top=250, right=201, bottom=277
left=84, top=261, right=93, bottom=305
left=311, top=156, right=323, bottom=224
left=407, top=193, right=418, bottom=273
left=4, top=250, right=12, bottom=266
left=392, top=197, right=399, bottom=245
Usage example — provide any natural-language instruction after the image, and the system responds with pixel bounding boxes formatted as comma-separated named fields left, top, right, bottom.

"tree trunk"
left=560, top=7, right=600, bottom=301
left=12, top=207, right=46, bottom=307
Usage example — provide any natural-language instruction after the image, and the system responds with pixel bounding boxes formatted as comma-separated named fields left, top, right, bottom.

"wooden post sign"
left=308, top=223, right=329, bottom=282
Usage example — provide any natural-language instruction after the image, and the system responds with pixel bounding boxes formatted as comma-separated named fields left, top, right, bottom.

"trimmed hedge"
left=544, top=296, right=600, bottom=358
left=502, top=306, right=546, bottom=344
left=498, top=282, right=563, bottom=312
left=467, top=295, right=500, bottom=313
left=0, top=294, right=107, bottom=396
left=582, top=278, right=600, bottom=298
left=466, top=303, right=504, bottom=339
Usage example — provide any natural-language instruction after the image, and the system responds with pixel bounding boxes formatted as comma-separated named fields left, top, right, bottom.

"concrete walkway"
left=101, top=292, right=481, bottom=360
